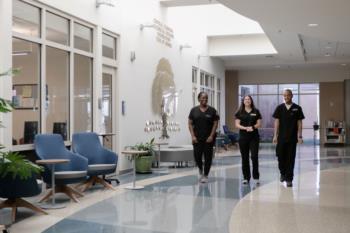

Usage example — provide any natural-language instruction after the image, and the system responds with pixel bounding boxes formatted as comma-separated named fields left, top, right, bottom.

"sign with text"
left=153, top=19, right=174, bottom=48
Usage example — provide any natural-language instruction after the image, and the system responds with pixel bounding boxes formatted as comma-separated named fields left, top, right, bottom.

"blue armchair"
left=34, top=134, right=88, bottom=203
left=72, top=132, right=118, bottom=191
left=223, top=125, right=239, bottom=145
left=0, top=174, right=47, bottom=222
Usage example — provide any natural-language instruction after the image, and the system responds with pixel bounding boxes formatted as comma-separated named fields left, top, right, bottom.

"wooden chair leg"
left=59, top=186, right=79, bottom=203
left=80, top=179, right=95, bottom=192
left=39, top=189, right=53, bottom=203
left=95, top=176, right=115, bottom=190
left=66, top=186, right=84, bottom=197
left=16, top=198, right=48, bottom=215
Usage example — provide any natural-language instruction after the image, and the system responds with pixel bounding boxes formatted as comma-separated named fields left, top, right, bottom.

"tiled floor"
left=3, top=144, right=350, bottom=233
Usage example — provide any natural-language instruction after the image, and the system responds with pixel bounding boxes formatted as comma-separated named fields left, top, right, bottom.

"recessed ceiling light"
left=308, top=23, right=318, bottom=27
left=274, top=65, right=281, bottom=68
left=341, top=63, right=347, bottom=66
left=325, top=46, right=332, bottom=49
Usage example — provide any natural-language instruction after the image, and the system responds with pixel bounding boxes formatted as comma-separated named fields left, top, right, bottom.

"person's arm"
left=273, top=119, right=279, bottom=144
left=254, top=119, right=262, bottom=129
left=297, top=119, right=303, bottom=144
left=188, top=119, right=198, bottom=143
left=206, top=120, right=218, bottom=143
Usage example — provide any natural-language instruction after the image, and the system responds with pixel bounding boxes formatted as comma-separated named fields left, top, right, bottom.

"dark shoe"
left=280, top=175, right=285, bottom=182
left=286, top=181, right=293, bottom=187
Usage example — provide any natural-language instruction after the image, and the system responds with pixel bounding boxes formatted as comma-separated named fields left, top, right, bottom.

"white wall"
left=238, top=67, right=350, bottom=84
left=0, top=0, right=226, bottom=171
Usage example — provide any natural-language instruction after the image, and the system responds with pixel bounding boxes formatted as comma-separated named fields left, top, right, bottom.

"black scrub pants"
left=239, top=136, right=260, bottom=181
left=276, top=141, right=297, bottom=182
left=193, top=141, right=214, bottom=176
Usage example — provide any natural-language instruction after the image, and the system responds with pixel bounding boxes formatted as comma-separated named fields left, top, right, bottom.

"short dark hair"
left=283, top=89, right=293, bottom=95
left=197, top=91, right=208, bottom=100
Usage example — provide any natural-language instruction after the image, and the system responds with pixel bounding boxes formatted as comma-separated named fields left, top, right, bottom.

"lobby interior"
left=1, top=0, right=350, bottom=232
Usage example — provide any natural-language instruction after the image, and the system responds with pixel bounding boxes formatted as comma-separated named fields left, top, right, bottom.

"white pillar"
left=0, top=0, right=13, bottom=149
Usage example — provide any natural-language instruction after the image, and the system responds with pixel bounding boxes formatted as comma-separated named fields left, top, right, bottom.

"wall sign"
left=153, top=18, right=174, bottom=48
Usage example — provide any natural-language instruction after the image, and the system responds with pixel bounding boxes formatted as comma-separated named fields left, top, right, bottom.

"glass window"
left=258, top=95, right=278, bottom=129
left=192, top=67, right=197, bottom=84
left=200, top=72, right=204, bottom=85
left=217, top=79, right=221, bottom=91
left=102, top=33, right=116, bottom=59
left=239, top=85, right=257, bottom=96
left=217, top=92, right=221, bottom=114
left=278, top=84, right=298, bottom=94
left=300, top=83, right=319, bottom=94
left=13, top=0, right=40, bottom=37
left=205, top=74, right=209, bottom=86
left=299, top=94, right=319, bottom=128
left=74, top=54, right=92, bottom=133
left=101, top=73, right=113, bottom=149
left=12, top=38, right=41, bottom=145
left=46, top=12, right=69, bottom=46
left=258, top=84, right=277, bottom=94
left=46, top=47, right=69, bottom=140
left=74, top=23, right=93, bottom=52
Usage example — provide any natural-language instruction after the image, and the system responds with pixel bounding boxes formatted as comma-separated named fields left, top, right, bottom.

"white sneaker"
left=200, top=176, right=208, bottom=183
left=254, top=179, right=260, bottom=185
left=242, top=179, right=249, bottom=185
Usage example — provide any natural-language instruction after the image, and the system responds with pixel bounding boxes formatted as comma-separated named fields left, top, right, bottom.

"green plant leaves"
left=0, top=151, right=43, bottom=180
left=132, top=137, right=155, bottom=157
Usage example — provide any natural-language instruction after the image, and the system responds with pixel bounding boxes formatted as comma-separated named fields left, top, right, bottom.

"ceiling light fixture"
left=308, top=23, right=318, bottom=27
left=274, top=65, right=281, bottom=68
left=325, top=46, right=332, bottom=49
left=341, top=63, right=347, bottom=66
left=325, top=53, right=331, bottom=57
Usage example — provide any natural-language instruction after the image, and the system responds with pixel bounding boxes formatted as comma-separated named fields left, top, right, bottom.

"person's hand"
left=206, top=135, right=214, bottom=143
left=298, top=137, right=303, bottom=144
left=272, top=136, right=278, bottom=144
left=192, top=136, right=198, bottom=144
left=246, top=126, right=253, bottom=132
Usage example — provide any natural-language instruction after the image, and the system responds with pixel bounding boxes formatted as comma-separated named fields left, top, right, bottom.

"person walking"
left=235, top=95, right=262, bottom=185
left=273, top=89, right=304, bottom=187
left=188, top=92, right=219, bottom=183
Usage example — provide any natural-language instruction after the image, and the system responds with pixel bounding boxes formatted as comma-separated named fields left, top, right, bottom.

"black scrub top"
left=235, top=108, right=262, bottom=139
left=272, top=103, right=305, bottom=143
left=189, top=106, right=220, bottom=142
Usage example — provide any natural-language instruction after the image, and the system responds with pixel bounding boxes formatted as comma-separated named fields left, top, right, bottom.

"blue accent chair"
left=0, top=174, right=47, bottom=222
left=72, top=132, right=118, bottom=191
left=223, top=125, right=239, bottom=145
left=34, top=134, right=88, bottom=202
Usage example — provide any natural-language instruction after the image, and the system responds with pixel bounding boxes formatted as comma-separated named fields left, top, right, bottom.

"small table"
left=36, top=159, right=69, bottom=209
left=121, top=150, right=148, bottom=190
left=153, top=142, right=169, bottom=168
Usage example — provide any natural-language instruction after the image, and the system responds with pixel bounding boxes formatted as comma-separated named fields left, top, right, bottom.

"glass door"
left=101, top=67, right=116, bottom=150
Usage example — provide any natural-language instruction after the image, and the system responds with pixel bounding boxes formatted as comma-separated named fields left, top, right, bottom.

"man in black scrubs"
left=188, top=92, right=219, bottom=183
left=273, top=89, right=304, bottom=187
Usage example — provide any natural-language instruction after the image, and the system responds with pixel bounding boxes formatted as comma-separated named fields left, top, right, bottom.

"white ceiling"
left=161, top=0, right=350, bottom=70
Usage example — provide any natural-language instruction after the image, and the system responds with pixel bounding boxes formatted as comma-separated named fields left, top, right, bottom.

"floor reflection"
left=41, top=145, right=350, bottom=233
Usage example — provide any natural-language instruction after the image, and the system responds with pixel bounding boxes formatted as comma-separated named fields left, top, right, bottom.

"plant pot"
left=135, top=156, right=153, bottom=174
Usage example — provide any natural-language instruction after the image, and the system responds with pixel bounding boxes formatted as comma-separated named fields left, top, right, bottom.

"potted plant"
left=0, top=68, right=43, bottom=180
left=132, top=138, right=155, bottom=174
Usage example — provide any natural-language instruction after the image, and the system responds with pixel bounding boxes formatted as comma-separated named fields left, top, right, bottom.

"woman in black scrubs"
left=235, top=95, right=262, bottom=185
